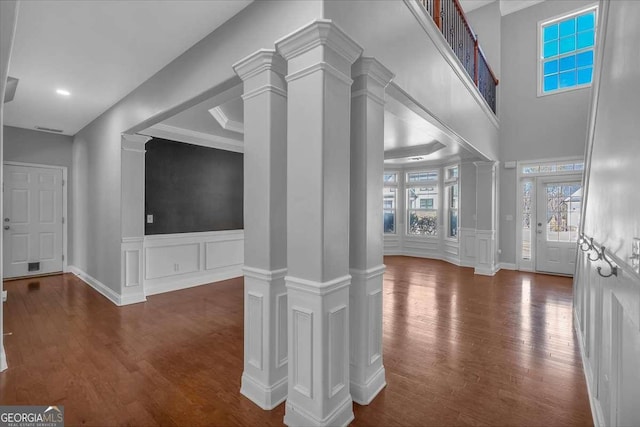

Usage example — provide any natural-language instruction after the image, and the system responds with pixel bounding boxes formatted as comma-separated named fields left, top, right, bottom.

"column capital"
left=275, top=19, right=362, bottom=65
left=352, top=57, right=395, bottom=87
left=232, top=49, right=287, bottom=81
left=121, top=133, right=151, bottom=152
left=473, top=160, right=497, bottom=171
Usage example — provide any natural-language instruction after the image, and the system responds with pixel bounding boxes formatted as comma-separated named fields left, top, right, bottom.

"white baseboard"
left=0, top=344, right=7, bottom=372
left=498, top=262, right=517, bottom=271
left=574, top=311, right=605, bottom=427
left=474, top=266, right=498, bottom=276
left=144, top=266, right=243, bottom=296
left=68, top=266, right=146, bottom=306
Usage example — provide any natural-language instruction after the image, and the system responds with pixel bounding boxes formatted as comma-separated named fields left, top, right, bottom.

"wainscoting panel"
left=459, top=227, right=476, bottom=267
left=144, top=230, right=244, bottom=296
left=574, top=250, right=640, bottom=427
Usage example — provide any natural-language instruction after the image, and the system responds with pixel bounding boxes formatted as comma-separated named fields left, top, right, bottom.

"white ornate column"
left=120, top=134, right=150, bottom=305
left=276, top=20, right=362, bottom=427
left=474, top=161, right=497, bottom=275
left=349, top=57, right=394, bottom=405
left=233, top=50, right=289, bottom=409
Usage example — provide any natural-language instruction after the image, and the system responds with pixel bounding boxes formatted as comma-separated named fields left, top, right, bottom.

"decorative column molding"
left=474, top=161, right=497, bottom=276
left=276, top=19, right=362, bottom=427
left=119, top=133, right=151, bottom=305
left=349, top=57, right=394, bottom=405
left=233, top=49, right=289, bottom=410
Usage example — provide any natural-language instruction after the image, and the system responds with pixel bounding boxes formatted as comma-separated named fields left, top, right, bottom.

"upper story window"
left=539, top=5, right=597, bottom=95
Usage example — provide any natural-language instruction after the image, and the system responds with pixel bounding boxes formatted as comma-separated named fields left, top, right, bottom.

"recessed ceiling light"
left=56, top=89, right=70, bottom=96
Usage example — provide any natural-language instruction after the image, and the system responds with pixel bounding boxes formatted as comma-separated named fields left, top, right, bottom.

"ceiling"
left=142, top=84, right=482, bottom=166
left=3, top=0, right=252, bottom=136
left=459, top=0, right=545, bottom=16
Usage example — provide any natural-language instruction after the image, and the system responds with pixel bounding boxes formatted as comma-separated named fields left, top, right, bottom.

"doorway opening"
left=516, top=158, right=584, bottom=275
left=2, top=162, right=68, bottom=279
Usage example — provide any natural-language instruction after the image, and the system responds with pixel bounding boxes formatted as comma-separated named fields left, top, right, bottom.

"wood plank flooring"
left=1, top=257, right=593, bottom=426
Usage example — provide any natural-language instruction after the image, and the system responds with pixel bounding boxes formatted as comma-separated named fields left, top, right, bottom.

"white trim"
left=69, top=265, right=146, bottom=306
left=140, top=123, right=244, bottom=153
left=145, top=229, right=243, bottom=242
left=285, top=275, right=351, bottom=296
left=3, top=161, right=69, bottom=276
left=240, top=372, right=288, bottom=410
left=208, top=106, right=244, bottom=134
left=536, top=3, right=599, bottom=97
left=403, top=0, right=499, bottom=128
left=499, top=262, right=516, bottom=271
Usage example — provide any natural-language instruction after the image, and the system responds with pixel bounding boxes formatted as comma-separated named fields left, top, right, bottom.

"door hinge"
left=62, top=217, right=65, bottom=224
left=62, top=254, right=65, bottom=261
left=62, top=179, right=65, bottom=186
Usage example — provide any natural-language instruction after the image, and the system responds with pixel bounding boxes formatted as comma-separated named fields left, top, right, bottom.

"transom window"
left=539, top=5, right=597, bottom=95
left=522, top=160, right=584, bottom=175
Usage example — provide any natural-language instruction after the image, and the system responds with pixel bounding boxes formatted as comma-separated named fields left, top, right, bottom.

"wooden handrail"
left=418, top=0, right=499, bottom=108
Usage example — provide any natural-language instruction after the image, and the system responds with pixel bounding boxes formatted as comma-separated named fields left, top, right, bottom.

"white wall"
left=4, top=126, right=73, bottom=168
left=0, top=0, right=19, bottom=373
left=71, top=1, right=323, bottom=293
left=574, top=1, right=640, bottom=424
left=497, top=0, right=593, bottom=264
left=325, top=0, right=499, bottom=161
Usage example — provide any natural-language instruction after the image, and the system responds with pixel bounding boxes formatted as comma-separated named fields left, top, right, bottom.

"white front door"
left=3, top=164, right=64, bottom=278
left=535, top=179, right=581, bottom=275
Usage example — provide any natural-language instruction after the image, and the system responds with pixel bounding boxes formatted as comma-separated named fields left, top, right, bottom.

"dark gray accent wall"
left=145, top=138, right=243, bottom=235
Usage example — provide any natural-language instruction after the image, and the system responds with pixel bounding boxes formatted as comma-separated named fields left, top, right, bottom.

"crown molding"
left=232, top=49, right=287, bottom=81
left=352, top=57, right=395, bottom=87
left=140, top=123, right=243, bottom=153
left=275, top=19, right=362, bottom=64
left=208, top=106, right=244, bottom=134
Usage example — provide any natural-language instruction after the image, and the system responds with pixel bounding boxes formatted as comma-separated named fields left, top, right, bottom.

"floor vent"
left=28, top=262, right=40, bottom=272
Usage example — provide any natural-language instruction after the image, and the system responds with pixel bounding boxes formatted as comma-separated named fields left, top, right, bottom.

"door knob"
left=537, top=222, right=542, bottom=227
left=3, top=225, right=9, bottom=230
left=4, top=218, right=9, bottom=222
left=537, top=230, right=542, bottom=234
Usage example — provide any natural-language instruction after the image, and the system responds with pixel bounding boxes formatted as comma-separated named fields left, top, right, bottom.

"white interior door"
left=3, top=164, right=64, bottom=278
left=535, top=178, right=581, bottom=275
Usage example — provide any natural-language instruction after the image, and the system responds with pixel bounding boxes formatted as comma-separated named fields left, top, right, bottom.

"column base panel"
left=284, top=395, right=354, bottom=427
left=350, top=365, right=386, bottom=405
left=240, top=372, right=288, bottom=410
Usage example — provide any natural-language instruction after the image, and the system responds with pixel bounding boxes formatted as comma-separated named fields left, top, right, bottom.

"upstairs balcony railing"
left=420, top=0, right=499, bottom=114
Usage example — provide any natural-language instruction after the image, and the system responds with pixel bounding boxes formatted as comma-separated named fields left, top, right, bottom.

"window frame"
left=444, top=165, right=459, bottom=241
left=537, top=4, right=598, bottom=97
left=383, top=172, right=399, bottom=235
left=405, top=169, right=440, bottom=237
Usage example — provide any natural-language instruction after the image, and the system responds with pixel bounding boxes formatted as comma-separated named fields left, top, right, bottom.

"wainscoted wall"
left=459, top=227, right=476, bottom=267
left=385, top=234, right=461, bottom=266
left=143, top=230, right=243, bottom=295
left=574, top=250, right=640, bottom=426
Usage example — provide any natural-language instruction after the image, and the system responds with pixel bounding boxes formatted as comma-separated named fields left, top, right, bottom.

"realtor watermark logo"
left=0, top=406, right=64, bottom=427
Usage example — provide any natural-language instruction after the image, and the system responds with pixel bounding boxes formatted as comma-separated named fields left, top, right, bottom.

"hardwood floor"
left=1, top=257, right=593, bottom=426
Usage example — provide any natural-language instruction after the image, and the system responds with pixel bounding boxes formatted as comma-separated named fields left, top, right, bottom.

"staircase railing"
left=420, top=0, right=499, bottom=114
